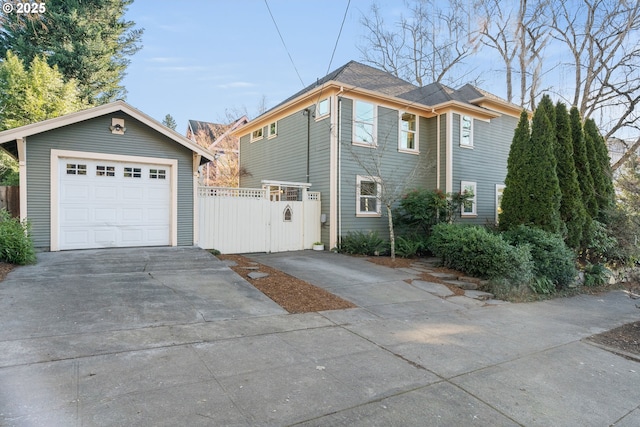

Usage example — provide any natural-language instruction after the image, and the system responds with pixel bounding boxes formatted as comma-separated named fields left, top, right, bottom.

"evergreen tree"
left=584, top=118, right=615, bottom=220
left=0, top=52, right=85, bottom=130
left=162, top=114, right=177, bottom=131
left=0, top=0, right=143, bottom=105
left=499, top=110, right=531, bottom=229
left=569, top=106, right=597, bottom=220
left=555, top=102, right=586, bottom=249
left=524, top=97, right=562, bottom=233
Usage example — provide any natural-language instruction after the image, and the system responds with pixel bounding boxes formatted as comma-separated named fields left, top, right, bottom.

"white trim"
left=461, top=181, right=477, bottom=217
left=267, top=121, right=278, bottom=139
left=356, top=175, right=382, bottom=217
left=193, top=153, right=201, bottom=246
left=330, top=94, right=339, bottom=249
left=436, top=115, right=441, bottom=189
left=17, top=138, right=27, bottom=222
left=460, top=114, right=474, bottom=147
left=352, top=99, right=377, bottom=146
left=315, top=97, right=330, bottom=121
left=50, top=149, right=178, bottom=251
left=495, top=184, right=506, bottom=224
left=398, top=111, right=419, bottom=154
left=445, top=112, right=453, bottom=193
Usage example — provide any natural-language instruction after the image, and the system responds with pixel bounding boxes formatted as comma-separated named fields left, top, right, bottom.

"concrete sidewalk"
left=0, top=248, right=639, bottom=426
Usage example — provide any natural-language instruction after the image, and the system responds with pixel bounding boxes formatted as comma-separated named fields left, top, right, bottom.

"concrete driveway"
left=1, top=248, right=639, bottom=426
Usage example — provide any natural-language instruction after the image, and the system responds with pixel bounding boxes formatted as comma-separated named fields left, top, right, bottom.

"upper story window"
left=316, top=98, right=330, bottom=120
left=353, top=100, right=376, bottom=146
left=461, top=181, right=477, bottom=216
left=460, top=114, right=473, bottom=147
left=399, top=112, right=418, bottom=152
left=250, top=128, right=264, bottom=142
left=356, top=175, right=381, bottom=217
left=268, top=122, right=277, bottom=138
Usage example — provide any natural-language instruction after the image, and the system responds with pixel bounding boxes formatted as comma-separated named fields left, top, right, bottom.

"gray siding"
left=26, top=113, right=195, bottom=248
left=452, top=113, right=519, bottom=225
left=338, top=99, right=433, bottom=241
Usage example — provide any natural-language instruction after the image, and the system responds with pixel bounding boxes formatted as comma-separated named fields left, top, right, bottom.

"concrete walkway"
left=0, top=248, right=639, bottom=426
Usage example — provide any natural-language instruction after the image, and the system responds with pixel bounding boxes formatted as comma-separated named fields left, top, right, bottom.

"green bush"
left=503, top=225, right=577, bottom=288
left=0, top=209, right=36, bottom=265
left=394, top=235, right=423, bottom=258
left=583, top=263, right=611, bottom=287
left=428, top=223, right=533, bottom=284
left=395, top=188, right=473, bottom=235
left=338, top=231, right=387, bottom=256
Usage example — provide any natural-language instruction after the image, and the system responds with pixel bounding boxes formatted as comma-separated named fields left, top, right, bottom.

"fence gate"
left=198, top=180, right=321, bottom=254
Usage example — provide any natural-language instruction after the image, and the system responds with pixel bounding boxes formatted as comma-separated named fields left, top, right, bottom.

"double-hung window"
left=460, top=114, right=473, bottom=147
left=356, top=175, right=381, bottom=216
left=353, top=100, right=376, bottom=145
left=399, top=112, right=418, bottom=152
left=461, top=181, right=477, bottom=216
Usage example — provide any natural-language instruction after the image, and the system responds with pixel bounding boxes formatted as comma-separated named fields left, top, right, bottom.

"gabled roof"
left=0, top=100, right=216, bottom=162
left=187, top=116, right=248, bottom=151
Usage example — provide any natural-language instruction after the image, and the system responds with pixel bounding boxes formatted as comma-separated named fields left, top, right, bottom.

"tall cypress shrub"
left=524, top=96, right=562, bottom=234
left=570, top=107, right=597, bottom=221
left=584, top=118, right=615, bottom=220
left=555, top=102, right=586, bottom=249
left=499, top=110, right=531, bottom=229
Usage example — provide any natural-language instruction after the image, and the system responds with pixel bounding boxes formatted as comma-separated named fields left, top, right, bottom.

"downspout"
left=436, top=113, right=440, bottom=189
left=337, top=95, right=342, bottom=247
left=304, top=108, right=311, bottom=183
left=17, top=137, right=26, bottom=222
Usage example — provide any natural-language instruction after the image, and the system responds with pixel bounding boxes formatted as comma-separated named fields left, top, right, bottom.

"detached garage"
left=0, top=101, right=215, bottom=251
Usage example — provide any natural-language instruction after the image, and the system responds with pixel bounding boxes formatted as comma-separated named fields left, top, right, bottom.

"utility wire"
left=325, top=0, right=351, bottom=76
left=264, top=0, right=305, bottom=88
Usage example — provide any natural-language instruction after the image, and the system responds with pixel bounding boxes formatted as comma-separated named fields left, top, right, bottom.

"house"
left=187, top=116, right=248, bottom=187
left=0, top=101, right=215, bottom=251
left=234, top=61, right=523, bottom=249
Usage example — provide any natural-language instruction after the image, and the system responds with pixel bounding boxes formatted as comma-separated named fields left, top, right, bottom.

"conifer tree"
left=584, top=118, right=615, bottom=220
left=569, top=107, right=597, bottom=220
left=555, top=102, right=586, bottom=249
left=499, top=110, right=530, bottom=229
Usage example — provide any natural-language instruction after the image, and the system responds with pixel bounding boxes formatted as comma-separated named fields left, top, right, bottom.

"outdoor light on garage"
left=110, top=118, right=126, bottom=134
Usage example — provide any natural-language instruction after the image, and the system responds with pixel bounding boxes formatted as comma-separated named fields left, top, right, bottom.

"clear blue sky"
left=123, top=0, right=393, bottom=132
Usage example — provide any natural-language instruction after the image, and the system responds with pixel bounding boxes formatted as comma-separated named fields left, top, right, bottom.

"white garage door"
left=58, top=158, right=171, bottom=250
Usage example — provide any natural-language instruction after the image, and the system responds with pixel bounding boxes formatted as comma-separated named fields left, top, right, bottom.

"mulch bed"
left=587, top=321, right=640, bottom=359
left=0, top=262, right=14, bottom=282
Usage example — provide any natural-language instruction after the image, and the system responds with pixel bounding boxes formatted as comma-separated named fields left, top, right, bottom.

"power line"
left=264, top=0, right=305, bottom=88
left=325, top=0, right=351, bottom=76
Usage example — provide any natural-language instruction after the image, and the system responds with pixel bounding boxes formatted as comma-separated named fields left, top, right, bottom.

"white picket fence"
left=198, top=183, right=321, bottom=254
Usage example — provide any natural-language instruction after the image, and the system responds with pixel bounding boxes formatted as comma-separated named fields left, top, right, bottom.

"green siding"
left=452, top=113, right=519, bottom=225
left=26, top=112, right=195, bottom=249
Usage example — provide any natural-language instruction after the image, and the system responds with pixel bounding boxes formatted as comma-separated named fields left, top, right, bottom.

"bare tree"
left=345, top=125, right=431, bottom=260
left=358, top=0, right=480, bottom=87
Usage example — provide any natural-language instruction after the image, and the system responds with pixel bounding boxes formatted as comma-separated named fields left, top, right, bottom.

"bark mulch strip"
left=587, top=321, right=640, bottom=360
left=0, top=262, right=14, bottom=282
left=218, top=254, right=356, bottom=314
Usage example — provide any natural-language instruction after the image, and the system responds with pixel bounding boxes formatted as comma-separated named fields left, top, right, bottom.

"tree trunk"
left=387, top=204, right=395, bottom=260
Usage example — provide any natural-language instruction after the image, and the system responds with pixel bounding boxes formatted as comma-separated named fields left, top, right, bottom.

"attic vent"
left=110, top=118, right=126, bottom=135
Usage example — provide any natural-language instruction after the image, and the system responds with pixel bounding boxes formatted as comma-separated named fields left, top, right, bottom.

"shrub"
left=581, top=220, right=618, bottom=264
left=0, top=209, right=36, bottom=265
left=503, top=225, right=577, bottom=288
left=583, top=263, right=611, bottom=287
left=394, top=188, right=473, bottom=235
left=338, top=231, right=387, bottom=256
left=428, top=223, right=533, bottom=285
left=394, top=235, right=422, bottom=258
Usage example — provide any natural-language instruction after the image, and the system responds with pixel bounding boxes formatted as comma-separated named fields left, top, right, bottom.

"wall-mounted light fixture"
left=110, top=118, right=126, bottom=134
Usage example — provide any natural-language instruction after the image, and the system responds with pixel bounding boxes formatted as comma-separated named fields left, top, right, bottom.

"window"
left=316, top=98, right=330, bottom=119
left=268, top=122, right=277, bottom=138
left=460, top=114, right=473, bottom=147
left=96, top=165, right=115, bottom=177
left=399, top=112, right=418, bottom=152
left=66, top=164, right=87, bottom=175
left=356, top=175, right=381, bottom=216
left=250, top=128, right=263, bottom=142
left=150, top=169, right=166, bottom=179
left=461, top=181, right=477, bottom=216
left=495, top=184, right=506, bottom=224
left=353, top=100, right=376, bottom=145
left=283, top=205, right=293, bottom=222
left=124, top=167, right=142, bottom=178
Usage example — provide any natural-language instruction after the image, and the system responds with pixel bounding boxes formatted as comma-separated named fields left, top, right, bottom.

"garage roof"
left=0, top=100, right=216, bottom=163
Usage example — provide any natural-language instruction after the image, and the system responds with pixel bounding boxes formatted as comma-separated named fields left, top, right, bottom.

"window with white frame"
left=268, top=122, right=277, bottom=138
left=356, top=175, right=381, bottom=216
left=460, top=114, right=473, bottom=147
left=353, top=100, right=376, bottom=145
left=250, top=128, right=264, bottom=142
left=399, top=112, right=418, bottom=152
left=316, top=98, right=330, bottom=119
left=461, top=181, right=477, bottom=216
left=495, top=184, right=506, bottom=223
